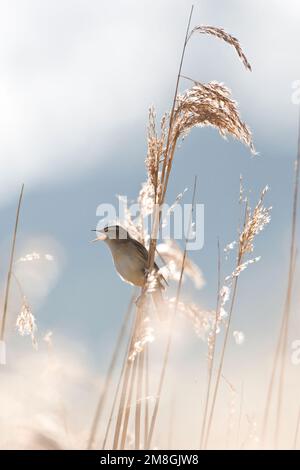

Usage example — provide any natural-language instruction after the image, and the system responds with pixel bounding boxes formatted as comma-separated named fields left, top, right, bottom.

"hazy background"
left=0, top=0, right=299, bottom=448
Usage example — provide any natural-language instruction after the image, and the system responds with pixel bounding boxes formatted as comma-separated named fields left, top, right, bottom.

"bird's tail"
left=151, top=287, right=167, bottom=321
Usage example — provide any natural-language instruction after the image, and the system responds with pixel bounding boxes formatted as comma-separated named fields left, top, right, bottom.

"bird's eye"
left=104, top=227, right=108, bottom=232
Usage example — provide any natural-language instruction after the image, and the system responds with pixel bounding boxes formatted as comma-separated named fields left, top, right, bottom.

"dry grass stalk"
left=132, top=17, right=252, bottom=449
left=241, top=414, right=259, bottom=449
left=112, top=306, right=141, bottom=449
left=102, top=302, right=137, bottom=449
left=143, top=14, right=253, bottom=292
left=270, top=110, right=300, bottom=448
left=260, top=311, right=286, bottom=447
left=237, top=381, right=244, bottom=448
left=146, top=176, right=198, bottom=449
left=108, top=7, right=195, bottom=450
left=87, top=296, right=134, bottom=449
left=118, top=303, right=155, bottom=450
left=108, top=12, right=254, bottom=451
left=112, top=292, right=154, bottom=449
left=204, top=275, right=240, bottom=449
left=144, top=344, right=150, bottom=446
left=293, top=407, right=300, bottom=450
left=199, top=239, right=221, bottom=449
left=167, top=392, right=176, bottom=449
left=132, top=302, right=150, bottom=450
left=158, top=25, right=252, bottom=209
left=144, top=76, right=255, bottom=311
left=120, top=354, right=138, bottom=449
left=0, top=184, right=24, bottom=344
left=222, top=375, right=238, bottom=449
left=204, top=186, right=271, bottom=448
left=146, top=5, right=194, bottom=274
left=135, top=349, right=144, bottom=449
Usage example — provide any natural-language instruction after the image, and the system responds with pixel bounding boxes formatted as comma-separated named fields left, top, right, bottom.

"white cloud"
left=0, top=0, right=299, bottom=206
left=0, top=0, right=187, bottom=204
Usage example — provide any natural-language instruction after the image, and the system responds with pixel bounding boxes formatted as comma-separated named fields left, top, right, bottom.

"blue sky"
left=0, top=0, right=299, bottom=376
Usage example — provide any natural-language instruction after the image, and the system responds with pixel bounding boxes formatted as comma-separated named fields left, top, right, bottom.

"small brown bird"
left=92, top=225, right=166, bottom=319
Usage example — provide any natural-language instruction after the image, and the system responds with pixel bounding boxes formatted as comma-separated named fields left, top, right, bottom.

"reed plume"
left=188, top=25, right=252, bottom=71
left=204, top=185, right=271, bottom=448
left=90, top=9, right=257, bottom=450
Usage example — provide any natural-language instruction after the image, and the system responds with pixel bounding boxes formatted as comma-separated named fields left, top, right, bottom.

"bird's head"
left=91, top=225, right=130, bottom=242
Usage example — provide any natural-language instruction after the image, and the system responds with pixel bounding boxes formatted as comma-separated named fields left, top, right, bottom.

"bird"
left=92, top=225, right=166, bottom=319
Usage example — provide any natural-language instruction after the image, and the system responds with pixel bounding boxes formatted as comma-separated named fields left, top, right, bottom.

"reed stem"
left=87, top=295, right=134, bottom=449
left=274, top=110, right=300, bottom=447
left=293, top=407, right=300, bottom=450
left=0, top=184, right=24, bottom=342
left=144, top=344, right=150, bottom=447
left=112, top=304, right=140, bottom=449
left=203, top=274, right=240, bottom=448
left=120, top=354, right=138, bottom=449
left=262, top=109, right=300, bottom=448
left=147, top=176, right=197, bottom=449
left=199, top=239, right=221, bottom=449
left=135, top=348, right=145, bottom=449
left=147, top=5, right=194, bottom=273
left=102, top=300, right=136, bottom=449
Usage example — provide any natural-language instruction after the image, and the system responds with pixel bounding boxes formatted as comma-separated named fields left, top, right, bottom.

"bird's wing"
left=131, top=238, right=168, bottom=288
left=131, top=238, right=149, bottom=262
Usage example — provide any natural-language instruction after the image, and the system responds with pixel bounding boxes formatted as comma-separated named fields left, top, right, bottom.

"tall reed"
left=261, top=109, right=300, bottom=448
left=204, top=187, right=271, bottom=448
left=274, top=109, right=300, bottom=447
left=146, top=176, right=198, bottom=449
left=199, top=239, right=221, bottom=449
left=87, top=295, right=134, bottom=449
left=102, top=304, right=137, bottom=449
left=0, top=184, right=24, bottom=344
left=98, top=9, right=255, bottom=450
left=293, top=407, right=300, bottom=450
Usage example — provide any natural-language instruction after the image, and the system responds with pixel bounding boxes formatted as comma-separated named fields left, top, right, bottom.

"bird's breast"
left=112, top=248, right=145, bottom=287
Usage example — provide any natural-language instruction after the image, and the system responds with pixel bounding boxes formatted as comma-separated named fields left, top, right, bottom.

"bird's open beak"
left=91, top=231, right=107, bottom=242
